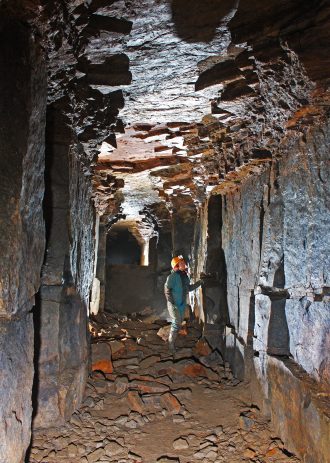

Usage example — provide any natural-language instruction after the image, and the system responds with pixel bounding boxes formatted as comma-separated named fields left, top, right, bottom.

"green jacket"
left=164, top=270, right=201, bottom=314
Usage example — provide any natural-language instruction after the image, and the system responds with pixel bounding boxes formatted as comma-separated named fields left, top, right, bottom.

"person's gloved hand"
left=199, top=272, right=218, bottom=287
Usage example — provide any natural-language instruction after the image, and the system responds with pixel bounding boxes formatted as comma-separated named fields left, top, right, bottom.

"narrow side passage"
left=28, top=314, right=301, bottom=463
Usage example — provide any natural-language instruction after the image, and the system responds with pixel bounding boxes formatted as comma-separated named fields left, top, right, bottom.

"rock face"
left=34, top=106, right=92, bottom=428
left=0, top=12, right=46, bottom=463
left=0, top=17, right=46, bottom=317
left=217, top=124, right=330, bottom=460
left=0, top=0, right=329, bottom=462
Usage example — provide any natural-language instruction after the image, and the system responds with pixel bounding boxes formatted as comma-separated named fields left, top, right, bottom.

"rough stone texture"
left=82, top=0, right=234, bottom=124
left=91, top=342, right=113, bottom=374
left=267, top=356, right=330, bottom=462
left=27, top=316, right=301, bottom=463
left=69, top=143, right=96, bottom=305
left=219, top=123, right=330, bottom=460
left=286, top=300, right=330, bottom=385
left=35, top=286, right=88, bottom=429
left=0, top=314, right=34, bottom=463
left=0, top=1, right=329, bottom=462
left=0, top=11, right=46, bottom=463
left=0, top=17, right=46, bottom=316
left=35, top=109, right=91, bottom=428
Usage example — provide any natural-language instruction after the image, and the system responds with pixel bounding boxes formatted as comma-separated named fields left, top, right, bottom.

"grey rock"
left=173, top=437, right=189, bottom=450
left=87, top=448, right=105, bottom=463
left=114, top=376, right=129, bottom=395
left=104, top=441, right=124, bottom=456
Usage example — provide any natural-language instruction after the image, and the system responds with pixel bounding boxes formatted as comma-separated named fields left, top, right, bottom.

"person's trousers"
left=167, top=302, right=184, bottom=333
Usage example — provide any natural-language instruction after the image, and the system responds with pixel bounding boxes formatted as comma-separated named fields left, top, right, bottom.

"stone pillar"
left=96, top=221, right=108, bottom=312
left=33, top=108, right=90, bottom=428
left=90, top=215, right=101, bottom=316
left=140, top=240, right=150, bottom=266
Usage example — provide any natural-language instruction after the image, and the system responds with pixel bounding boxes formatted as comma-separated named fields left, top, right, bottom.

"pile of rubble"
left=28, top=313, right=300, bottom=463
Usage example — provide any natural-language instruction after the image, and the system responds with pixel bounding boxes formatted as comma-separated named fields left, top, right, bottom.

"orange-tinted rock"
left=194, top=339, right=212, bottom=356
left=182, top=363, right=207, bottom=378
left=92, top=360, right=113, bottom=374
left=92, top=343, right=113, bottom=374
left=160, top=393, right=181, bottom=415
left=130, top=380, right=169, bottom=394
left=243, top=448, right=256, bottom=458
left=127, top=391, right=145, bottom=414
left=266, top=447, right=281, bottom=457
left=178, top=326, right=188, bottom=336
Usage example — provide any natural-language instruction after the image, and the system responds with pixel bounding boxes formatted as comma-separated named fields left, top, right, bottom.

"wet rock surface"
left=28, top=314, right=300, bottom=463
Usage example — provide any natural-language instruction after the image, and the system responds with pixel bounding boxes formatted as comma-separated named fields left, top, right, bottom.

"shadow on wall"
left=268, top=258, right=290, bottom=356
left=24, top=296, right=42, bottom=463
left=226, top=342, right=245, bottom=381
left=171, top=0, right=235, bottom=42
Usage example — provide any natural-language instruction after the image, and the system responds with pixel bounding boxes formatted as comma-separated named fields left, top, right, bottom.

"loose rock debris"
left=28, top=312, right=301, bottom=462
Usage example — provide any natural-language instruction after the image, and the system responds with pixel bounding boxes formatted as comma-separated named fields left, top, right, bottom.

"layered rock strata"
left=0, top=0, right=329, bottom=462
left=0, top=13, right=46, bottom=463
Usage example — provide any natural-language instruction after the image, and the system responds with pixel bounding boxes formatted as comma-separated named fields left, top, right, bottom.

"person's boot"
left=168, top=330, right=177, bottom=353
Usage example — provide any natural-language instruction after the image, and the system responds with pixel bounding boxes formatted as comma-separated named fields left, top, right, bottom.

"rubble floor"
left=27, top=313, right=301, bottom=463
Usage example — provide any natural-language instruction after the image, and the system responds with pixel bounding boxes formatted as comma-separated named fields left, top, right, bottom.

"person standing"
left=164, top=256, right=202, bottom=352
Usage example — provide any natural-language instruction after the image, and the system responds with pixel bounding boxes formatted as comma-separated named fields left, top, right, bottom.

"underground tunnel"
left=0, top=1, right=329, bottom=462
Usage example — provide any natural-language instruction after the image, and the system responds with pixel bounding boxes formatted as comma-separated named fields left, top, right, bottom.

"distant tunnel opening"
left=107, top=227, right=141, bottom=265
left=104, top=222, right=161, bottom=314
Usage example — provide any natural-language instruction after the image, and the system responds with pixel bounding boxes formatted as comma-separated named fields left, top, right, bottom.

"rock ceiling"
left=21, top=0, right=330, bottom=237
left=85, top=0, right=236, bottom=124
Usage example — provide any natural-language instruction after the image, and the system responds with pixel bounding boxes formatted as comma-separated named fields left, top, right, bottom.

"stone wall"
left=105, top=264, right=156, bottom=314
left=34, top=107, right=93, bottom=428
left=218, top=121, right=330, bottom=461
left=0, top=14, right=47, bottom=463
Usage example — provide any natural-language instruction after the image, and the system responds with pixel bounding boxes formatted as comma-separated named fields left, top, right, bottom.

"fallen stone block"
left=127, top=391, right=145, bottom=414
left=125, top=419, right=138, bottom=429
left=141, top=393, right=162, bottom=409
left=157, top=325, right=171, bottom=341
left=206, top=449, right=218, bottom=459
left=113, top=357, right=140, bottom=368
left=205, top=434, right=218, bottom=443
left=94, top=399, right=104, bottom=410
left=87, top=447, right=106, bottom=462
left=67, top=443, right=78, bottom=457
left=239, top=414, right=255, bottom=430
left=199, top=349, right=224, bottom=368
left=193, top=450, right=206, bottom=460
left=173, top=437, right=189, bottom=449
left=173, top=347, right=193, bottom=359
left=83, top=396, right=95, bottom=408
left=109, top=340, right=126, bottom=357
left=160, top=392, right=182, bottom=415
left=130, top=380, right=169, bottom=394
left=243, top=447, right=256, bottom=458
left=181, top=363, right=208, bottom=378
left=92, top=343, right=113, bottom=374
left=204, top=367, right=220, bottom=381
left=115, top=415, right=129, bottom=426
left=114, top=375, right=129, bottom=395
left=193, top=339, right=213, bottom=356
left=105, top=440, right=124, bottom=456
left=172, top=387, right=192, bottom=401
left=140, top=355, right=161, bottom=368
